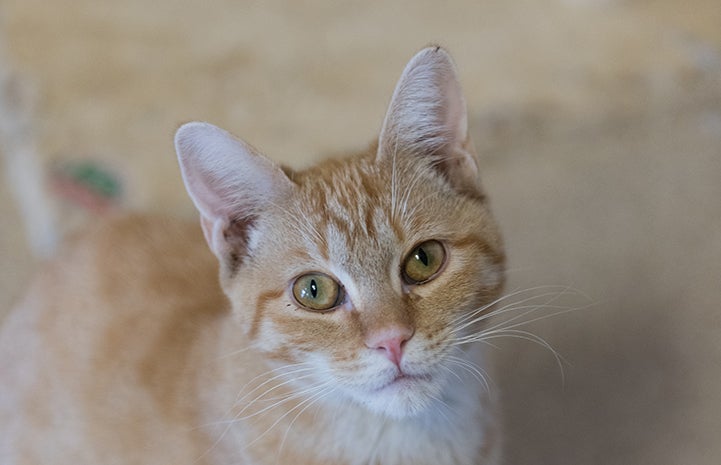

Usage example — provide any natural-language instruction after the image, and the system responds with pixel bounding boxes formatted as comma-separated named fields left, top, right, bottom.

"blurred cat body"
left=0, top=47, right=505, bottom=464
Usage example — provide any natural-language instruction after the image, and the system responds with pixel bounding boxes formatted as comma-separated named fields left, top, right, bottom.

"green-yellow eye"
left=402, top=240, right=446, bottom=284
left=292, top=273, right=343, bottom=312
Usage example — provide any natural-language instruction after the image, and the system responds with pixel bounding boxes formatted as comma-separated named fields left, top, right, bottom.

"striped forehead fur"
left=282, top=148, right=471, bottom=262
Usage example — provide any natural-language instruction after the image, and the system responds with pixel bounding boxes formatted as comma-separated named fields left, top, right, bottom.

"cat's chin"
left=351, top=373, right=443, bottom=419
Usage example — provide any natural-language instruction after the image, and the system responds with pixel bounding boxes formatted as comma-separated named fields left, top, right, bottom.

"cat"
left=0, top=46, right=506, bottom=465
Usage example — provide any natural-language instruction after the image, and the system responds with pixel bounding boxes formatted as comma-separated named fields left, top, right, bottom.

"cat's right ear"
left=174, top=122, right=293, bottom=262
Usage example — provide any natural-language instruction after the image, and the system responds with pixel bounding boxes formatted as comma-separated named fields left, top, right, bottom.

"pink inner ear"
left=377, top=47, right=469, bottom=159
left=376, top=47, right=483, bottom=197
left=174, top=121, right=293, bottom=258
left=439, top=72, right=469, bottom=146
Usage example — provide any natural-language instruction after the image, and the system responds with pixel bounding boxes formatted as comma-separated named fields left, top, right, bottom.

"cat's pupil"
left=292, top=273, right=341, bottom=311
left=416, top=247, right=429, bottom=267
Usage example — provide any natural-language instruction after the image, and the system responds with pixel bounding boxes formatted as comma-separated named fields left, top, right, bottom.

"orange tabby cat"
left=0, top=46, right=505, bottom=465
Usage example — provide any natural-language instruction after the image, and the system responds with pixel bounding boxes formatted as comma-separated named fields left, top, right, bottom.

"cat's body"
left=0, top=47, right=505, bottom=464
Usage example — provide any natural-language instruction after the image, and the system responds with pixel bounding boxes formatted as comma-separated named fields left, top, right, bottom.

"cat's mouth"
left=373, top=372, right=432, bottom=393
left=351, top=369, right=442, bottom=418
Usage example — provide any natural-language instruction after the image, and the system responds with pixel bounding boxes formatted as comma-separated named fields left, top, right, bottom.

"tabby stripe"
left=249, top=288, right=285, bottom=341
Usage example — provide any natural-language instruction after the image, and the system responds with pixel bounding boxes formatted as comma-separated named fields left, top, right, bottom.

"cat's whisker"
left=482, top=302, right=594, bottom=336
left=235, top=377, right=323, bottom=416
left=235, top=389, right=310, bottom=423
left=399, top=183, right=424, bottom=221
left=403, top=193, right=438, bottom=222
left=234, top=372, right=321, bottom=420
left=192, top=363, right=319, bottom=462
left=444, top=355, right=492, bottom=393
left=450, top=285, right=569, bottom=328
left=479, top=285, right=585, bottom=333
left=456, top=329, right=567, bottom=384
left=365, top=418, right=390, bottom=465
left=454, top=301, right=578, bottom=339
left=202, top=381, right=333, bottom=465
left=274, top=386, right=336, bottom=465
left=207, top=382, right=330, bottom=464
left=444, top=285, right=585, bottom=386
left=401, top=173, right=453, bottom=222
left=290, top=202, right=328, bottom=252
left=194, top=375, right=312, bottom=429
left=270, top=196, right=327, bottom=255
left=202, top=368, right=318, bottom=441
left=438, top=362, right=464, bottom=383
left=398, top=165, right=433, bottom=222
left=446, top=354, right=491, bottom=385
left=216, top=345, right=254, bottom=359
left=198, top=376, right=325, bottom=427
left=229, top=364, right=314, bottom=412
left=427, top=393, right=455, bottom=429
left=230, top=361, right=313, bottom=397
left=252, top=380, right=332, bottom=405
left=460, top=287, right=595, bottom=344
left=244, top=384, right=335, bottom=451
left=452, top=284, right=590, bottom=333
left=232, top=364, right=317, bottom=409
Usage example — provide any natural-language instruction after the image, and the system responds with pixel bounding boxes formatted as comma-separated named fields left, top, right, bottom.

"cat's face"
left=175, top=46, right=505, bottom=418
left=229, top=152, right=504, bottom=418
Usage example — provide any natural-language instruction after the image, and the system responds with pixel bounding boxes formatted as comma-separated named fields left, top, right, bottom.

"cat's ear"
left=377, top=46, right=482, bottom=198
left=174, top=122, right=293, bottom=263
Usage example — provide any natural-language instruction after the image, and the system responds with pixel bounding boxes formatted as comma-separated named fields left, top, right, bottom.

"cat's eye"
left=402, top=240, right=446, bottom=284
left=292, top=273, right=344, bottom=312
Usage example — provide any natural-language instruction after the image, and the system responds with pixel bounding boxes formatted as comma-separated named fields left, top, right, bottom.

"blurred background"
left=1, top=0, right=719, bottom=463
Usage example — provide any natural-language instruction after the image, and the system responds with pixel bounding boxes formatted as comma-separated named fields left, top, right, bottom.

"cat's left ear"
left=377, top=46, right=482, bottom=198
left=174, top=122, right=294, bottom=264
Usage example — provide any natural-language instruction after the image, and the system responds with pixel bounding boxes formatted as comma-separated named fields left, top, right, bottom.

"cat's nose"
left=365, top=325, right=414, bottom=367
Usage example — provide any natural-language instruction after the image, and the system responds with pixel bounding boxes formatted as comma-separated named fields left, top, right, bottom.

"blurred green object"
left=57, top=160, right=121, bottom=199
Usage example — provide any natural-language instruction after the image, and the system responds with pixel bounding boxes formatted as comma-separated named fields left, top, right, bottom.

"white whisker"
left=438, top=362, right=464, bottom=383
left=479, top=285, right=581, bottom=332
left=427, top=393, right=454, bottom=429
left=192, top=362, right=315, bottom=463
left=244, top=384, right=335, bottom=451
left=454, top=301, right=577, bottom=341
left=460, top=329, right=567, bottom=384
left=445, top=355, right=492, bottom=393
left=451, top=282, right=560, bottom=325
left=451, top=285, right=573, bottom=327
left=233, top=365, right=316, bottom=407
left=485, top=303, right=594, bottom=336
left=234, top=373, right=322, bottom=420
left=216, top=345, right=254, bottom=359
left=274, top=386, right=335, bottom=464
left=452, top=285, right=593, bottom=342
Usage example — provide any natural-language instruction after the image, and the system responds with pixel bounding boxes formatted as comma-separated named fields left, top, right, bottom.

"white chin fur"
left=350, top=374, right=446, bottom=419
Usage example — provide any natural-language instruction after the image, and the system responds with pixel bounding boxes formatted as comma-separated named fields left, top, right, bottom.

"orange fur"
left=0, top=47, right=505, bottom=465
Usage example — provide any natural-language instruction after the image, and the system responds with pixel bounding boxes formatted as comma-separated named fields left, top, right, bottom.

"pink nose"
left=365, top=326, right=414, bottom=367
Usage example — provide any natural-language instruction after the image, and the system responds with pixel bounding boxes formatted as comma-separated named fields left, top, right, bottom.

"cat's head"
left=175, top=47, right=505, bottom=419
